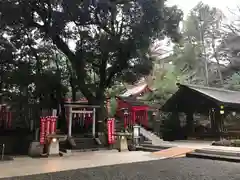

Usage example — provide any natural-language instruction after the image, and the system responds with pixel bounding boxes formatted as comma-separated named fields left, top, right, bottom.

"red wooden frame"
left=116, top=97, right=149, bottom=127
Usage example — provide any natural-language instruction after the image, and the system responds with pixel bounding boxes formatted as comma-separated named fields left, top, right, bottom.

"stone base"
left=47, top=140, right=60, bottom=156
left=28, top=141, right=43, bottom=157
left=128, top=144, right=137, bottom=151
left=118, top=136, right=129, bottom=152
left=0, top=155, right=14, bottom=161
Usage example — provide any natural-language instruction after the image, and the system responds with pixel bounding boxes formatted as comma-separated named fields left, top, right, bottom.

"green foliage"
left=152, top=65, right=178, bottom=104
left=224, top=73, right=240, bottom=91
left=0, top=0, right=183, bottom=105
left=107, top=85, right=126, bottom=98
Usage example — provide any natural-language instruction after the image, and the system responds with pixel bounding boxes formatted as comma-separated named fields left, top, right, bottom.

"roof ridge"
left=178, top=83, right=240, bottom=94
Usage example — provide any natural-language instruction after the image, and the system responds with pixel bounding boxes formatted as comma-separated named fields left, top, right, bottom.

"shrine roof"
left=178, top=83, right=240, bottom=104
left=120, top=83, right=151, bottom=97
left=162, top=83, right=240, bottom=112
left=116, top=96, right=158, bottom=110
left=117, top=96, right=148, bottom=106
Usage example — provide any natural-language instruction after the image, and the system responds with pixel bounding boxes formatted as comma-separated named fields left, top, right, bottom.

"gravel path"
left=1, top=158, right=240, bottom=180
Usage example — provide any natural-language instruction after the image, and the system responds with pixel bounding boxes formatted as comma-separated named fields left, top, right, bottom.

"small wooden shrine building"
left=162, top=83, right=240, bottom=137
left=115, top=83, right=154, bottom=128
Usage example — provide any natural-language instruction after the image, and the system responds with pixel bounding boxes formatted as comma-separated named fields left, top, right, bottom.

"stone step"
left=73, top=138, right=95, bottom=142
left=194, top=149, right=240, bottom=157
left=186, top=152, right=240, bottom=162
left=72, top=134, right=93, bottom=138
left=139, top=127, right=163, bottom=144
left=141, top=140, right=152, bottom=145
left=60, top=147, right=109, bottom=153
left=60, top=137, right=101, bottom=151
left=139, top=143, right=171, bottom=150
left=136, top=146, right=163, bottom=152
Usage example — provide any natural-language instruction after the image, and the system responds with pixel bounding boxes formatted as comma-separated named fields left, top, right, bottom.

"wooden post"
left=144, top=110, right=148, bottom=127
left=132, top=110, right=136, bottom=126
left=68, top=106, right=72, bottom=137
left=186, top=111, right=194, bottom=136
left=92, top=108, right=96, bottom=137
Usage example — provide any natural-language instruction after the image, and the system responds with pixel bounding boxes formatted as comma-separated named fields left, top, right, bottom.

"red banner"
left=40, top=117, right=46, bottom=144
left=45, top=116, right=51, bottom=137
left=50, top=116, right=57, bottom=134
left=40, top=115, right=58, bottom=144
left=107, top=118, right=115, bottom=144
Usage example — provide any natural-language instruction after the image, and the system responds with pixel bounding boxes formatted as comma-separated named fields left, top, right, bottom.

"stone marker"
left=28, top=141, right=43, bottom=157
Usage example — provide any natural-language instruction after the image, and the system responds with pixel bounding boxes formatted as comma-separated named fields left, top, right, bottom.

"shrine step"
left=136, top=145, right=168, bottom=152
left=136, top=140, right=171, bottom=152
left=60, top=147, right=110, bottom=153
left=59, top=137, right=103, bottom=151
left=186, top=152, right=240, bottom=162
left=73, top=137, right=100, bottom=149
left=139, top=127, right=163, bottom=144
left=136, top=146, right=162, bottom=152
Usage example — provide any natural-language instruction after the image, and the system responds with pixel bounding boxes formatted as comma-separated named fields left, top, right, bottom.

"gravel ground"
left=1, top=158, right=240, bottom=180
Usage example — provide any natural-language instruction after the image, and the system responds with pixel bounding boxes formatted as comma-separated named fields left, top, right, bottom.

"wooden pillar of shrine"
left=185, top=111, right=194, bottom=136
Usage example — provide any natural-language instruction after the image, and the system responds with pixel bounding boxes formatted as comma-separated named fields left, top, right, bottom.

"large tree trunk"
left=52, top=35, right=96, bottom=103
left=69, top=76, right=77, bottom=101
left=87, top=89, right=107, bottom=138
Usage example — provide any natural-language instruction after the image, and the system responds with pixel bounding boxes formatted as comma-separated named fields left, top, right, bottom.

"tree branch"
left=223, top=24, right=240, bottom=34
left=94, top=10, right=114, bottom=36
left=99, top=52, right=108, bottom=89
left=105, top=47, right=130, bottom=87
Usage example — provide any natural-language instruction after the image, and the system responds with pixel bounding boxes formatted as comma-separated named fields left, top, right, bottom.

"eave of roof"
left=120, top=83, right=151, bottom=97
left=162, top=83, right=240, bottom=112
left=177, top=83, right=240, bottom=105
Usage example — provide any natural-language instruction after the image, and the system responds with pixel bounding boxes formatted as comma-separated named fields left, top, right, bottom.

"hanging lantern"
left=220, top=105, right=224, bottom=115
left=232, top=111, right=236, bottom=116
left=122, top=108, right=128, bottom=116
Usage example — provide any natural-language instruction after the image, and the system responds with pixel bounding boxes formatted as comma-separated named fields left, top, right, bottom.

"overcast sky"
left=166, top=0, right=239, bottom=18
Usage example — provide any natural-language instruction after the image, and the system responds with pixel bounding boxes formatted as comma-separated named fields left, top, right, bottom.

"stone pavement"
left=152, top=140, right=240, bottom=161
left=0, top=150, right=165, bottom=178
left=1, top=158, right=240, bottom=180
left=155, top=139, right=240, bottom=152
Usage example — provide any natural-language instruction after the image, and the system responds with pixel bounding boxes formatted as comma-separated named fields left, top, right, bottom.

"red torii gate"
left=64, top=98, right=94, bottom=131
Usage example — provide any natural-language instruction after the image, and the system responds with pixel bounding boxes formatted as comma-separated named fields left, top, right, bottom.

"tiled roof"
left=179, top=83, right=240, bottom=104
left=162, top=83, right=240, bottom=112
left=120, top=84, right=150, bottom=97
left=117, top=97, right=148, bottom=106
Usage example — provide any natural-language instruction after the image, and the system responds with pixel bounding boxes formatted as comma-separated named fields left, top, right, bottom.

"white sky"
left=166, top=0, right=239, bottom=18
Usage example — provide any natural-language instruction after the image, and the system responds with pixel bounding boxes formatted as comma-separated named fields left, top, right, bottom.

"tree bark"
left=69, top=76, right=77, bottom=101
left=51, top=35, right=96, bottom=103
left=92, top=89, right=107, bottom=137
